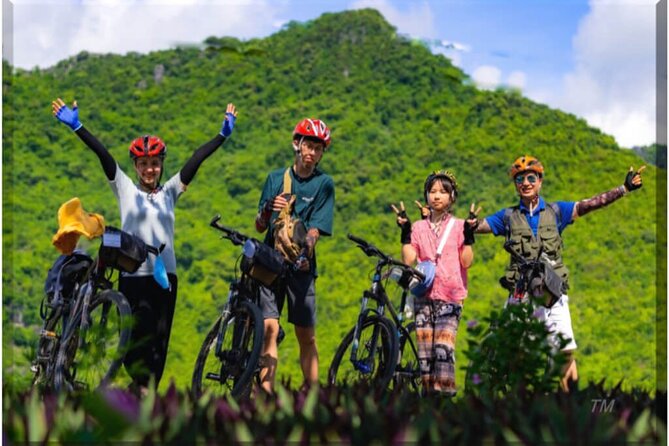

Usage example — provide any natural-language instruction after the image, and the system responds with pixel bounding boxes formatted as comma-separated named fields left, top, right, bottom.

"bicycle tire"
left=191, top=299, right=264, bottom=399
left=53, top=290, right=132, bottom=392
left=31, top=307, right=65, bottom=390
left=390, top=322, right=423, bottom=393
left=328, top=315, right=398, bottom=390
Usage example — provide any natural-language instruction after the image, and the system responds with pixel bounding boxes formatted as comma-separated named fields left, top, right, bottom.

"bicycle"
left=32, top=226, right=161, bottom=392
left=191, top=214, right=287, bottom=399
left=328, top=234, right=425, bottom=391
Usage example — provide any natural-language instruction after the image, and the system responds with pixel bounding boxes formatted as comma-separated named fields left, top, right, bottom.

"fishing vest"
left=502, top=203, right=569, bottom=291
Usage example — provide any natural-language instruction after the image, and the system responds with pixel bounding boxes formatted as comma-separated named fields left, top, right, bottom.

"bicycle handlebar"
left=210, top=214, right=249, bottom=246
left=347, top=233, right=425, bottom=281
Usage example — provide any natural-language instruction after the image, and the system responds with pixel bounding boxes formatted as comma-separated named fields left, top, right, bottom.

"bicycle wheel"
left=191, top=299, right=264, bottom=399
left=390, top=322, right=423, bottom=393
left=31, top=307, right=66, bottom=390
left=328, top=315, right=398, bottom=389
left=54, top=290, right=132, bottom=392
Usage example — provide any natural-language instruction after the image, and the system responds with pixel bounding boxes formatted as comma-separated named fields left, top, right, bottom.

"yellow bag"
left=52, top=198, right=105, bottom=255
left=272, top=169, right=307, bottom=262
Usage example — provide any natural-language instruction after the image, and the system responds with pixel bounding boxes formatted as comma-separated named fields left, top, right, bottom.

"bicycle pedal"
left=73, top=381, right=89, bottom=391
left=205, top=372, right=221, bottom=381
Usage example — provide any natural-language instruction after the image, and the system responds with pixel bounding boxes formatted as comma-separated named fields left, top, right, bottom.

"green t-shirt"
left=258, top=167, right=335, bottom=274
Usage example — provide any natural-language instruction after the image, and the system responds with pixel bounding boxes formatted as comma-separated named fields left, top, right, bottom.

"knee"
left=295, top=327, right=316, bottom=348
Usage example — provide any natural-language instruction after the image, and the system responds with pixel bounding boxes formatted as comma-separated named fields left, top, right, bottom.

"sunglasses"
left=514, top=173, right=539, bottom=185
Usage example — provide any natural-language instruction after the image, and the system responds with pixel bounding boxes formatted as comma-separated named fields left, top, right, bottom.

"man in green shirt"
left=255, top=118, right=335, bottom=393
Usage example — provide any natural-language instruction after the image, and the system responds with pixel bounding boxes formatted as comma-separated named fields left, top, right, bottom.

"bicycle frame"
left=346, top=234, right=424, bottom=375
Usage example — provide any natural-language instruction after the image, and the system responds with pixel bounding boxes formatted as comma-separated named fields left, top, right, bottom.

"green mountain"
left=3, top=9, right=661, bottom=392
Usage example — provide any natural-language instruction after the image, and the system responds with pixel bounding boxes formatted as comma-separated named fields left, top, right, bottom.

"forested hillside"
left=3, top=9, right=661, bottom=392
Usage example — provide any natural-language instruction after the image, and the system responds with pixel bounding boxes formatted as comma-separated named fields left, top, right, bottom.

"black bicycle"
left=328, top=234, right=425, bottom=391
left=32, top=226, right=161, bottom=392
left=191, top=215, right=287, bottom=399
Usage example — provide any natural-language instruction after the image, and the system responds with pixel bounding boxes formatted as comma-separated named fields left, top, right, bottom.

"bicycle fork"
left=350, top=289, right=384, bottom=375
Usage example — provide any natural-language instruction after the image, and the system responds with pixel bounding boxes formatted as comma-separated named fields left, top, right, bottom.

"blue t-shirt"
left=485, top=197, right=575, bottom=237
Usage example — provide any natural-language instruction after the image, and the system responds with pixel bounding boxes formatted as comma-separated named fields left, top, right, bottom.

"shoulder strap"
left=282, top=168, right=292, bottom=195
left=435, top=217, right=456, bottom=259
left=502, top=207, right=515, bottom=240
left=547, top=201, right=562, bottom=224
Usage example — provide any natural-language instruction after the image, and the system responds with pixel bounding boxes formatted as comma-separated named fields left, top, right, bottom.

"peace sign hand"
left=414, top=200, right=430, bottom=219
left=390, top=201, right=412, bottom=244
left=624, top=165, right=646, bottom=192
left=390, top=201, right=410, bottom=226
left=464, top=202, right=482, bottom=246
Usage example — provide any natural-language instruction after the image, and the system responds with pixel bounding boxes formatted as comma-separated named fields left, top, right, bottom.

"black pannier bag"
left=240, top=239, right=286, bottom=287
left=529, top=261, right=565, bottom=309
left=99, top=226, right=148, bottom=273
left=44, top=251, right=94, bottom=302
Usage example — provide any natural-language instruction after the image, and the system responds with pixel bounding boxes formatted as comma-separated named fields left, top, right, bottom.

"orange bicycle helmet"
left=129, top=135, right=167, bottom=160
left=509, top=155, right=544, bottom=179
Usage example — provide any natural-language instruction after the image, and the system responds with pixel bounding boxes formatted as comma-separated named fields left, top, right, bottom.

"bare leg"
left=294, top=325, right=319, bottom=385
left=560, top=350, right=578, bottom=392
left=259, top=318, right=279, bottom=393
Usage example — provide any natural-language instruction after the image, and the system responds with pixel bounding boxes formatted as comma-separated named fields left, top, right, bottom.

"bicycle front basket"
left=99, top=227, right=148, bottom=273
left=240, top=239, right=286, bottom=287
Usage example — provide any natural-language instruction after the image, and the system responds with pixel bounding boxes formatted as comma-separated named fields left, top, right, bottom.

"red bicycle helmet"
left=292, top=118, right=331, bottom=150
left=128, top=135, right=167, bottom=160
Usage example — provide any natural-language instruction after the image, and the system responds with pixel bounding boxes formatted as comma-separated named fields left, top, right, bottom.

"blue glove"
left=56, top=104, right=82, bottom=131
left=220, top=112, right=236, bottom=137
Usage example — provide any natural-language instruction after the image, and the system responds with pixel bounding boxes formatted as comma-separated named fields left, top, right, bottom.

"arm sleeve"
left=179, top=135, right=225, bottom=185
left=555, top=201, right=576, bottom=233
left=305, top=177, right=335, bottom=236
left=484, top=209, right=508, bottom=236
left=74, top=126, right=117, bottom=181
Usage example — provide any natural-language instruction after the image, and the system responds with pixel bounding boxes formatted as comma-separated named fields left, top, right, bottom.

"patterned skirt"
left=414, top=298, right=463, bottom=395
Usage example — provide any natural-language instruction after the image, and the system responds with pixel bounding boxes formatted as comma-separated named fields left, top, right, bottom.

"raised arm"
left=180, top=103, right=237, bottom=185
left=572, top=166, right=645, bottom=220
left=52, top=98, right=117, bottom=180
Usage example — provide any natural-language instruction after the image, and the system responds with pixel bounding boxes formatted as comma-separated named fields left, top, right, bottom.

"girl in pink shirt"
left=392, top=170, right=479, bottom=396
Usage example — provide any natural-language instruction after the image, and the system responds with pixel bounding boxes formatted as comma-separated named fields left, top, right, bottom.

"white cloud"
left=10, top=0, right=281, bottom=69
left=472, top=65, right=501, bottom=90
left=551, top=0, right=656, bottom=147
left=348, top=0, right=436, bottom=38
left=507, top=71, right=526, bottom=90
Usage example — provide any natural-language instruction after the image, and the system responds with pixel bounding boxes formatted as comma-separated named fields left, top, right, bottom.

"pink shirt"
left=410, top=215, right=468, bottom=303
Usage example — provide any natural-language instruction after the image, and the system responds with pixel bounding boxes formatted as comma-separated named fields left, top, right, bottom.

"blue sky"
left=3, top=0, right=659, bottom=148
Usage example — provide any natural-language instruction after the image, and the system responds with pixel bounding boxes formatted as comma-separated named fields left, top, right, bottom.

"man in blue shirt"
left=255, top=118, right=335, bottom=393
left=475, top=155, right=645, bottom=391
